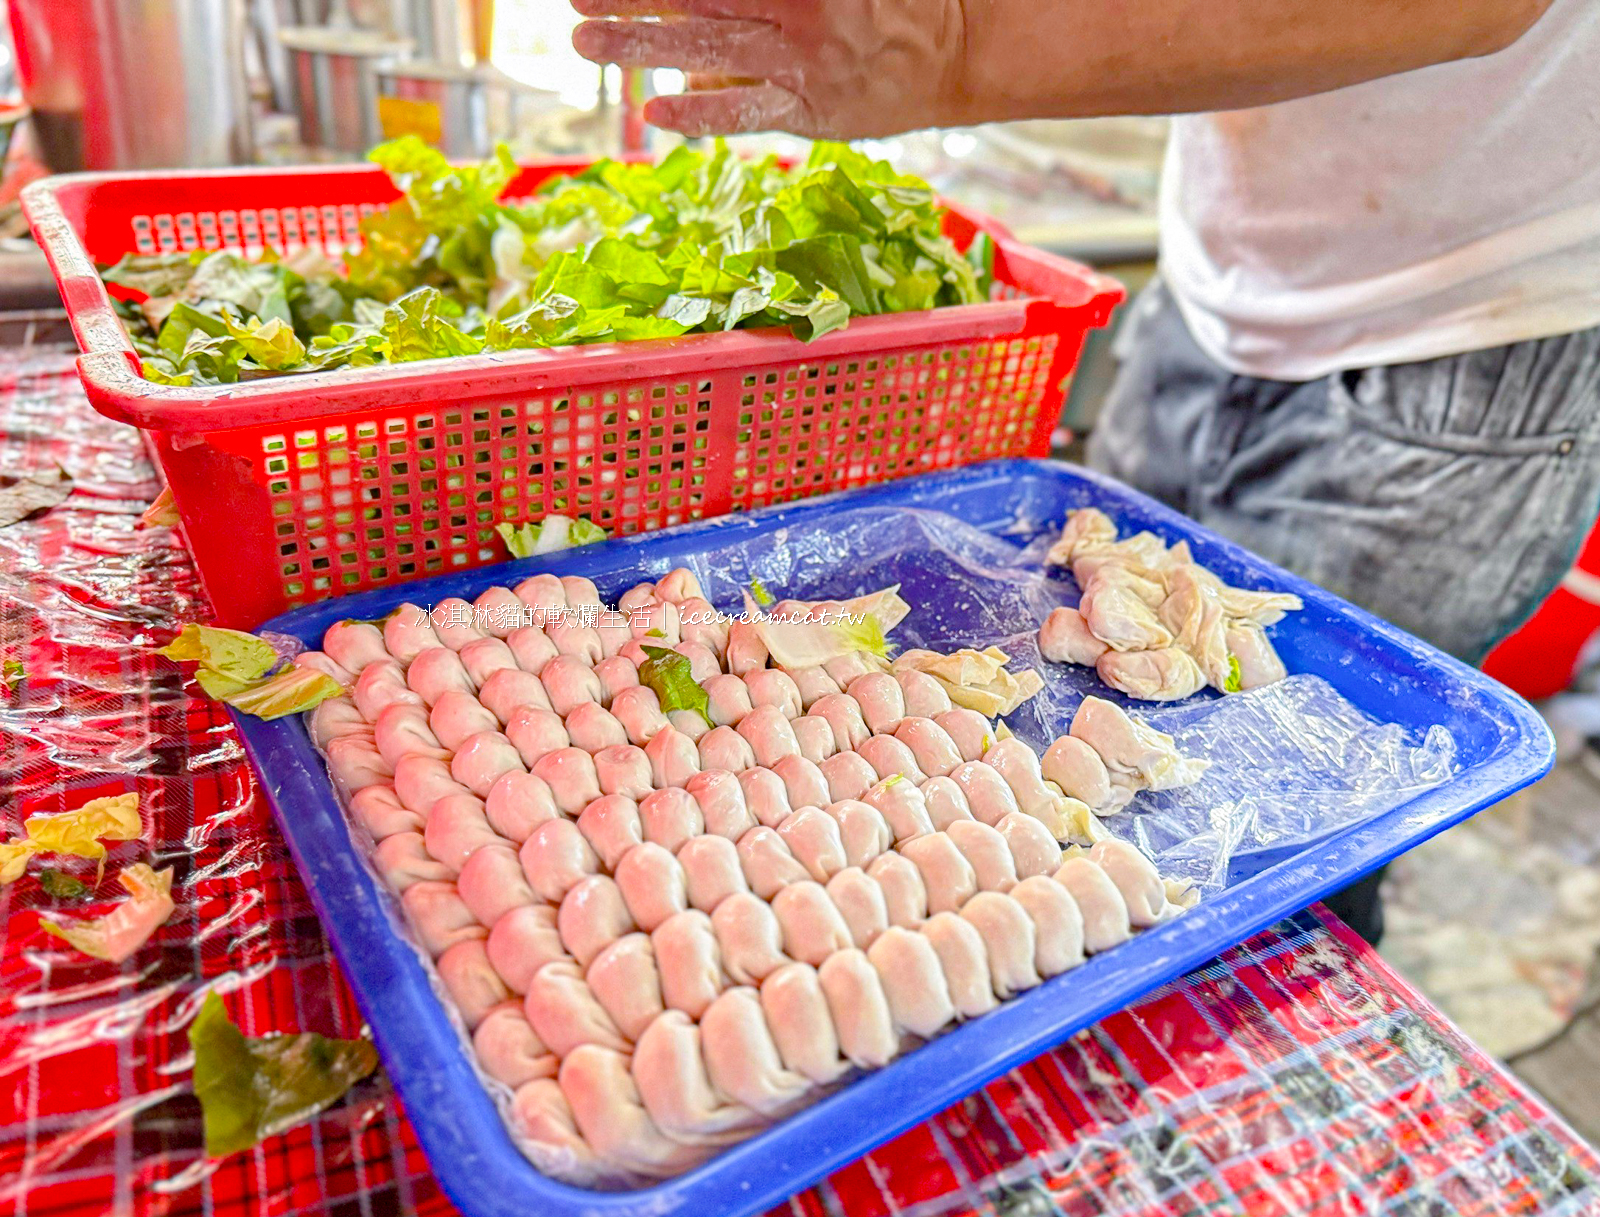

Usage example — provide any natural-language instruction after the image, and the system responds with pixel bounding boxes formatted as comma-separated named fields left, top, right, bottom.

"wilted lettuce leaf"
left=159, top=624, right=278, bottom=698
left=639, top=645, right=713, bottom=726
left=224, top=667, right=343, bottom=720
left=41, top=863, right=174, bottom=961
left=38, top=868, right=92, bottom=899
left=189, top=991, right=379, bottom=1158
left=1, top=656, right=22, bottom=694
left=107, top=137, right=987, bottom=385
left=497, top=513, right=607, bottom=558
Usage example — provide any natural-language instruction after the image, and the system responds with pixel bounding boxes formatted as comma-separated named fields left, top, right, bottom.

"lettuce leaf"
left=38, top=868, right=92, bottom=899
left=41, top=863, right=174, bottom=962
left=160, top=624, right=279, bottom=699
left=497, top=514, right=607, bottom=558
left=1, top=656, right=22, bottom=694
left=638, top=645, right=713, bottom=726
left=746, top=585, right=909, bottom=669
left=224, top=667, right=343, bottom=720
left=138, top=486, right=181, bottom=529
left=188, top=990, right=379, bottom=1158
left=22, top=792, right=142, bottom=884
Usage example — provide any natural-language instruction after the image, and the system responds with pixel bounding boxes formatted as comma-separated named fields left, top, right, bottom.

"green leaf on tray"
left=105, top=137, right=989, bottom=385
left=1224, top=654, right=1243, bottom=694
left=638, top=644, right=713, bottom=727
left=189, top=991, right=379, bottom=1158
left=38, top=868, right=91, bottom=899
left=497, top=513, right=608, bottom=558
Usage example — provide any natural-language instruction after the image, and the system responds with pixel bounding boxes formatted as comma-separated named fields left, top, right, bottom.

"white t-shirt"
left=1159, top=0, right=1600, bottom=380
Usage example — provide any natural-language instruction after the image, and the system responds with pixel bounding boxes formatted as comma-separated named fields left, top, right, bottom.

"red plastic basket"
left=22, top=159, right=1123, bottom=627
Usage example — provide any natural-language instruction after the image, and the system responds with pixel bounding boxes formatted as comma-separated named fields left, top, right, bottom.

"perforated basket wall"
left=25, top=160, right=1122, bottom=627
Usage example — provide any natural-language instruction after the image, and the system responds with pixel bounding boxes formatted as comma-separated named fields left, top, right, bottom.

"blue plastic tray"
left=232, top=458, right=1553, bottom=1217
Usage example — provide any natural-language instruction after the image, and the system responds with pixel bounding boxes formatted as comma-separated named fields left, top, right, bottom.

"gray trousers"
left=1088, top=283, right=1600, bottom=666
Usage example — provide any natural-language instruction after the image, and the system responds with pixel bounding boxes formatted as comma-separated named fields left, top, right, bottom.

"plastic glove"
left=570, top=0, right=968, bottom=139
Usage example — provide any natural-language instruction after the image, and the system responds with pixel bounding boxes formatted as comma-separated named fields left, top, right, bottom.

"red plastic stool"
left=1482, top=517, right=1600, bottom=700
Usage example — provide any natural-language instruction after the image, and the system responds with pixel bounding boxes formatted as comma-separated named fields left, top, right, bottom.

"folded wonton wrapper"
left=41, top=863, right=175, bottom=962
left=891, top=647, right=1044, bottom=717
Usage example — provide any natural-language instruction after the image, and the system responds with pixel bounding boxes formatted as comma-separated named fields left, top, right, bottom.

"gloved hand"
left=569, top=0, right=971, bottom=139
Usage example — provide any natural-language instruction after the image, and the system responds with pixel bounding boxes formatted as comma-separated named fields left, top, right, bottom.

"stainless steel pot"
left=374, top=61, right=560, bottom=158
left=279, top=26, right=410, bottom=154
left=8, top=0, right=256, bottom=171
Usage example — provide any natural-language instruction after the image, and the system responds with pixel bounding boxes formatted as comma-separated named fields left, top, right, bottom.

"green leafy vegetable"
left=224, top=667, right=344, bottom=720
left=38, top=868, right=91, bottom=899
left=496, top=513, right=608, bottom=558
left=189, top=991, right=379, bottom=1158
left=1, top=657, right=22, bottom=694
left=160, top=623, right=340, bottom=718
left=107, top=138, right=989, bottom=386
left=639, top=644, right=713, bottom=726
left=1224, top=655, right=1243, bottom=694
left=748, top=577, right=774, bottom=608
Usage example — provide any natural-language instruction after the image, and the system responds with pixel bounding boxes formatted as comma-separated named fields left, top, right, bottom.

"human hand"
left=569, top=0, right=971, bottom=140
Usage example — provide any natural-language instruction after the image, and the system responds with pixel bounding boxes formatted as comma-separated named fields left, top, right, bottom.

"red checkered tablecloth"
left=2, top=345, right=1598, bottom=1217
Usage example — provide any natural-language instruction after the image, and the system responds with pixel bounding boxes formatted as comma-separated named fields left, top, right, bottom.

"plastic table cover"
left=3, top=344, right=1600, bottom=1217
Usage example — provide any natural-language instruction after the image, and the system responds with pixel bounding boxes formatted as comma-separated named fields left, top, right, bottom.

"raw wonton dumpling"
left=677, top=834, right=750, bottom=913
left=1068, top=696, right=1207, bottom=791
left=586, top=931, right=666, bottom=1042
left=790, top=716, right=838, bottom=765
left=547, top=616, right=603, bottom=667
left=484, top=770, right=562, bottom=842
left=846, top=672, right=906, bottom=735
left=867, top=926, right=955, bottom=1038
left=866, top=852, right=928, bottom=927
left=576, top=794, right=644, bottom=870
left=761, top=962, right=850, bottom=1084
left=711, top=891, right=791, bottom=984
left=738, top=768, right=793, bottom=830
left=506, top=706, right=571, bottom=768
left=946, top=818, right=1019, bottom=892
left=862, top=776, right=934, bottom=844
left=894, top=717, right=962, bottom=779
left=428, top=688, right=497, bottom=750
left=632, top=1010, right=760, bottom=1145
left=818, top=948, right=898, bottom=1068
left=520, top=818, right=600, bottom=904
left=479, top=667, right=555, bottom=724
left=700, top=986, right=813, bottom=1118
left=401, top=880, right=484, bottom=957
left=698, top=725, right=758, bottom=773
left=724, top=621, right=768, bottom=675
left=1045, top=506, right=1117, bottom=566
left=1079, top=578, right=1173, bottom=653
left=557, top=875, right=637, bottom=968
left=1040, top=735, right=1113, bottom=811
left=457, top=842, right=536, bottom=927
left=322, top=619, right=390, bottom=674
left=611, top=685, right=669, bottom=746
left=510, top=1079, right=599, bottom=1177
left=651, top=909, right=726, bottom=1019
left=592, top=744, right=653, bottom=801
left=644, top=724, right=701, bottom=788
left=736, top=705, right=801, bottom=769
left=565, top=702, right=628, bottom=753
left=825, top=866, right=889, bottom=949
left=919, top=911, right=996, bottom=1019
left=560, top=575, right=603, bottom=610
left=982, top=739, right=1074, bottom=837
left=743, top=669, right=803, bottom=719
left=471, top=587, right=526, bottom=639
left=560, top=1045, right=712, bottom=1177
left=919, top=776, right=974, bottom=831
left=653, top=567, right=705, bottom=604
left=438, top=938, right=511, bottom=1029
left=325, top=735, right=393, bottom=793
left=818, top=751, right=878, bottom=803
left=312, top=698, right=373, bottom=750
left=371, top=831, right=452, bottom=892
left=856, top=734, right=927, bottom=786
left=735, top=826, right=809, bottom=900
left=1052, top=856, right=1132, bottom=952
left=354, top=659, right=422, bottom=722
left=674, top=641, right=721, bottom=685
left=1096, top=647, right=1208, bottom=702
left=617, top=581, right=655, bottom=613
left=771, top=755, right=830, bottom=812
left=614, top=842, right=689, bottom=932
left=1086, top=839, right=1169, bottom=926
left=393, top=754, right=469, bottom=817
left=770, top=880, right=853, bottom=966
left=895, top=668, right=952, bottom=719
left=775, top=806, right=847, bottom=883
left=821, top=799, right=892, bottom=869
left=459, top=635, right=518, bottom=686
left=424, top=793, right=503, bottom=872
left=474, top=1002, right=557, bottom=1087
left=995, top=812, right=1063, bottom=880
left=1009, top=874, right=1085, bottom=976
left=451, top=731, right=527, bottom=798
left=1227, top=622, right=1287, bottom=689
left=629, top=598, right=682, bottom=646
left=507, top=625, right=559, bottom=676
left=808, top=693, right=871, bottom=754
left=541, top=655, right=604, bottom=717
left=686, top=770, right=756, bottom=840
left=429, top=598, right=489, bottom=651
left=383, top=604, right=442, bottom=662
left=592, top=656, right=639, bottom=705
left=785, top=665, right=841, bottom=709
left=822, top=652, right=878, bottom=688
left=637, top=786, right=704, bottom=853
left=960, top=892, right=1040, bottom=998
left=1037, top=605, right=1109, bottom=666
left=678, top=597, right=731, bottom=658
left=899, top=833, right=977, bottom=915
left=488, top=904, right=571, bottom=993
left=932, top=708, right=993, bottom=764
left=1158, top=565, right=1229, bottom=688
left=531, top=747, right=603, bottom=816
left=349, top=784, right=423, bottom=841
left=703, top=674, right=755, bottom=726
left=948, top=760, right=1021, bottom=827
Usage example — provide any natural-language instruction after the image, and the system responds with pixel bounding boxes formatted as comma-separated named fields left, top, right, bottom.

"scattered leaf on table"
left=0, top=465, right=71, bottom=527
left=38, top=868, right=92, bottom=899
left=40, top=863, right=173, bottom=961
left=639, top=645, right=713, bottom=727
left=189, top=991, right=379, bottom=1157
left=159, top=624, right=278, bottom=697
left=23, top=792, right=142, bottom=883
left=138, top=485, right=180, bottom=529
left=1, top=657, right=22, bottom=694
